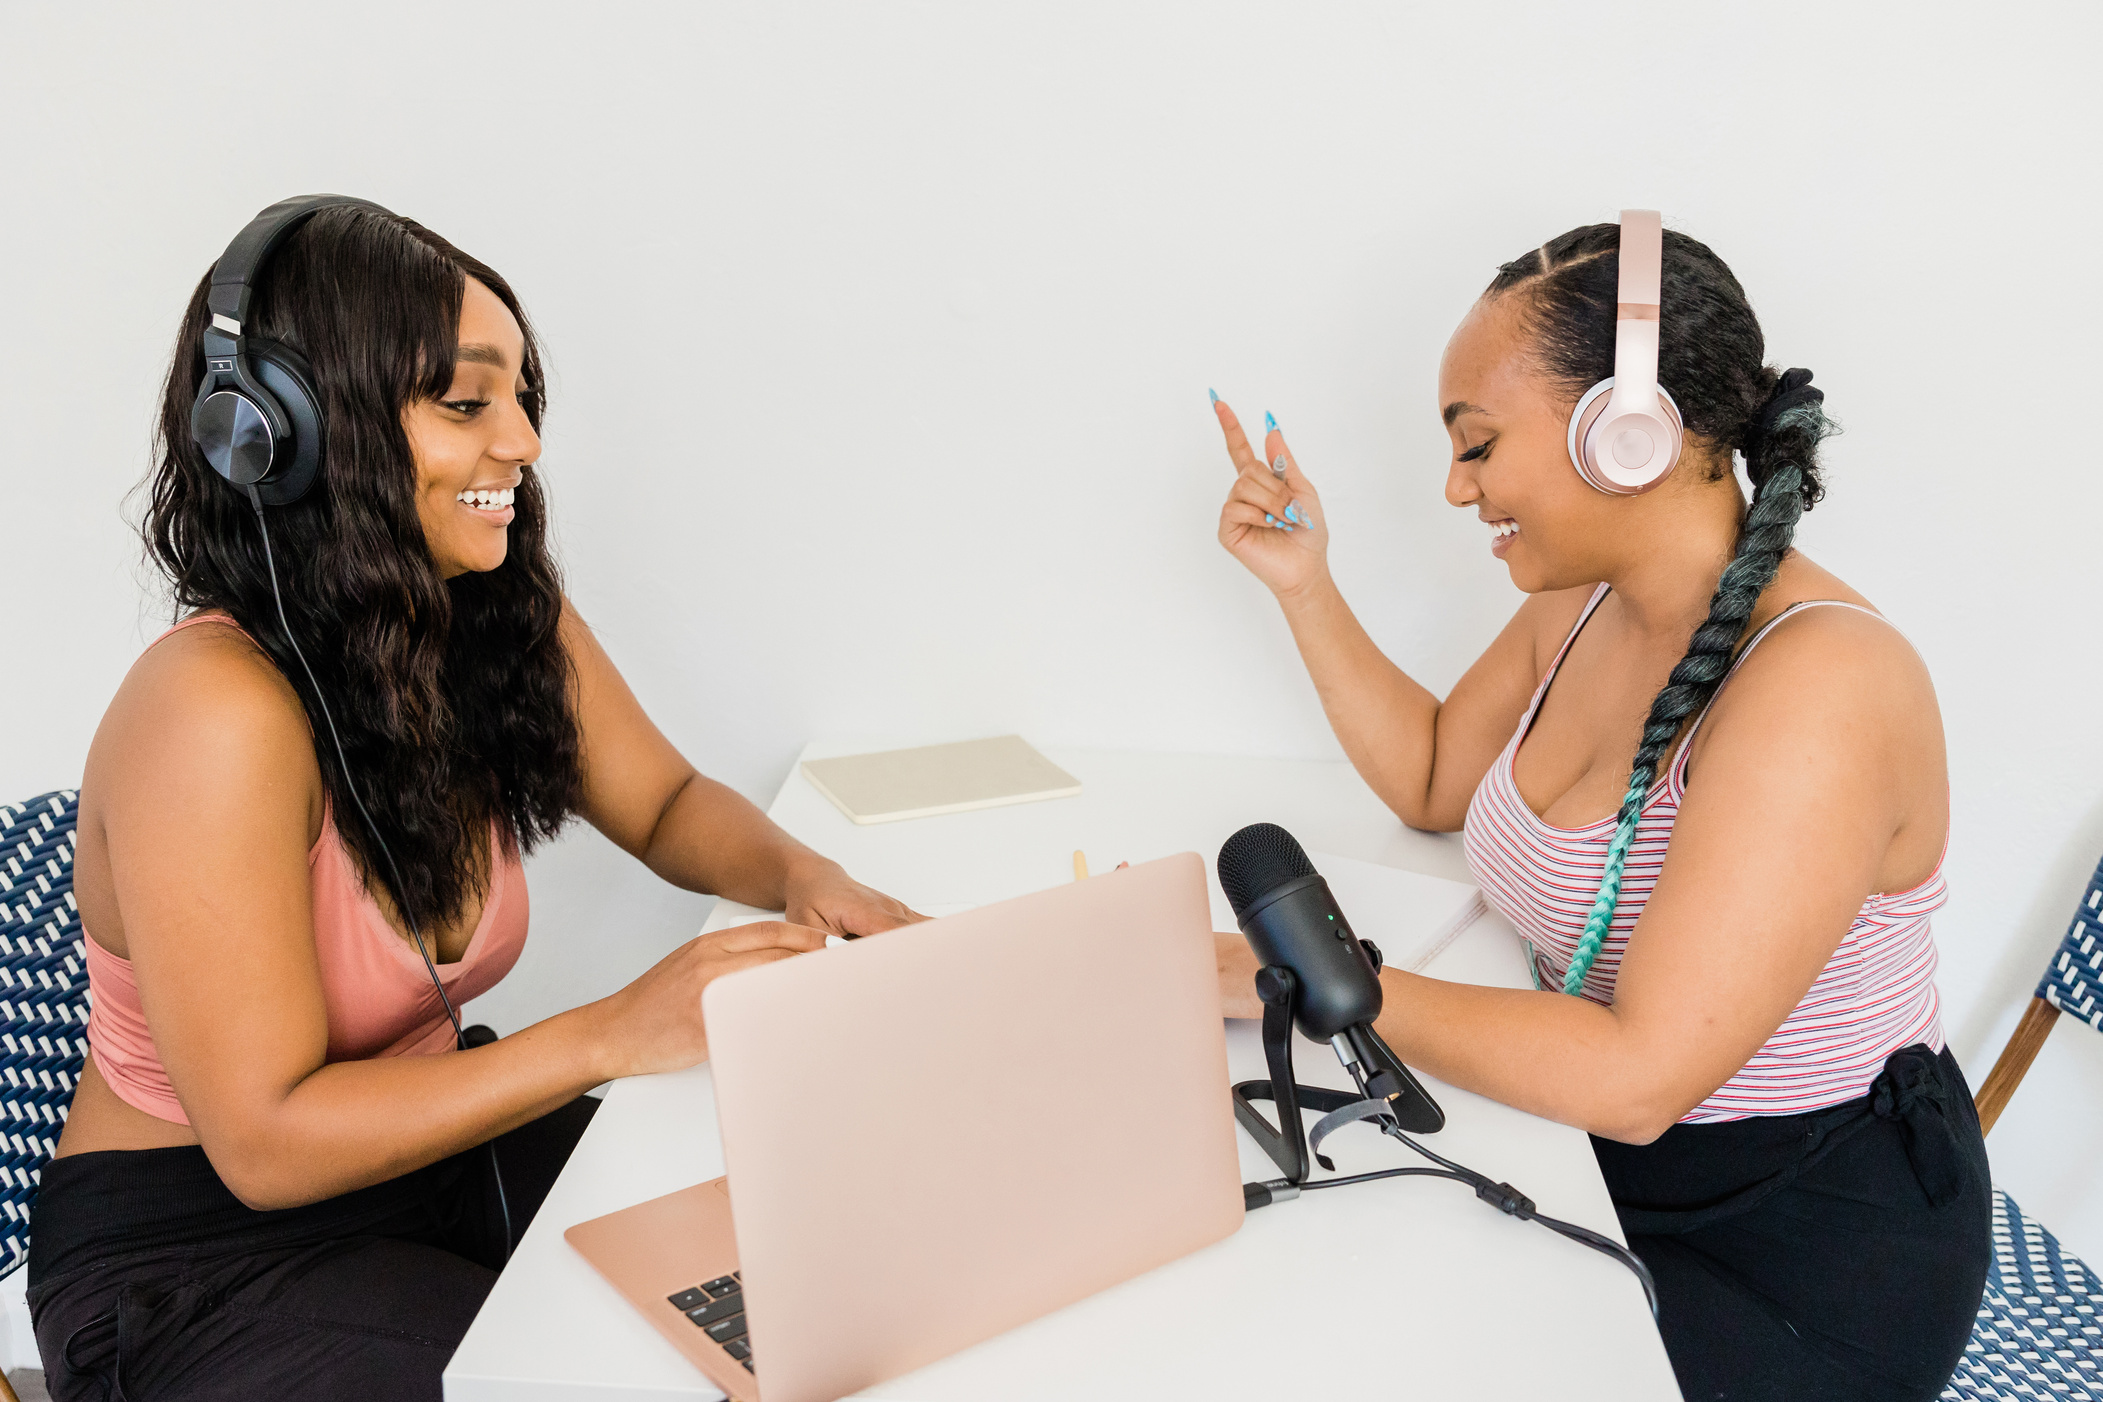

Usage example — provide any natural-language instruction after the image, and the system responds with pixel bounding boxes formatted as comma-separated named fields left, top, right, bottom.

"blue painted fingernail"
left=1283, top=524, right=1294, bottom=532
left=1289, top=503, right=1305, bottom=524
left=1208, top=388, right=1220, bottom=404
left=1264, top=411, right=1278, bottom=434
left=1265, top=514, right=1275, bottom=525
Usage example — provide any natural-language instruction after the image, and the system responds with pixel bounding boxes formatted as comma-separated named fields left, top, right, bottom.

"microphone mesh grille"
left=1217, top=823, right=1316, bottom=918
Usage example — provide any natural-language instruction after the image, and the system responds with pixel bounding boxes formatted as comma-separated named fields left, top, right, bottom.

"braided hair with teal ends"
left=1485, top=226, right=1837, bottom=997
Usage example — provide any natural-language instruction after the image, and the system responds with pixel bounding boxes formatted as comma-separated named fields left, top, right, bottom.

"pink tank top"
left=1462, top=584, right=1947, bottom=1122
left=84, top=615, right=530, bottom=1125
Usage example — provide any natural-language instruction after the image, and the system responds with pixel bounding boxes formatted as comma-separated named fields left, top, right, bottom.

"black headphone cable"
left=245, top=485, right=515, bottom=1264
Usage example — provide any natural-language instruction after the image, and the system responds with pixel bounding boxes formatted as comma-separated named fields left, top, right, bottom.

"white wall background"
left=5, top=0, right=2101, bottom=1268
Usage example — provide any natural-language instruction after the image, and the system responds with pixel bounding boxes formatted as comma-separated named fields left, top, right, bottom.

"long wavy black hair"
left=144, top=206, right=583, bottom=927
left=1485, top=223, right=1836, bottom=994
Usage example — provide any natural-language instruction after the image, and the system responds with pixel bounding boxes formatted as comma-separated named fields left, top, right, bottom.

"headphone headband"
left=1606, top=209, right=1664, bottom=420
left=1565, top=209, right=1683, bottom=495
left=1615, top=208, right=1662, bottom=320
left=191, top=194, right=397, bottom=503
left=204, top=194, right=393, bottom=341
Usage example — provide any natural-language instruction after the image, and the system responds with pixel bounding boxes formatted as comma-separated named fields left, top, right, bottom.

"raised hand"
left=1213, top=397, right=1330, bottom=598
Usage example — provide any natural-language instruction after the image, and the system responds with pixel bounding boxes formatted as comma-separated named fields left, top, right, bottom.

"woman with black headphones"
left=1210, top=216, right=1991, bottom=1400
left=29, top=198, right=921, bottom=1399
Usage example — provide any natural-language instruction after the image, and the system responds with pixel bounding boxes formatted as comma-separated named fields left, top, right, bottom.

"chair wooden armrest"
left=1975, top=996, right=2061, bottom=1136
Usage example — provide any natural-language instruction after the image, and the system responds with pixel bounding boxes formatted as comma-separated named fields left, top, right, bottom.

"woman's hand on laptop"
left=591, top=922, right=831, bottom=1078
left=783, top=855, right=927, bottom=938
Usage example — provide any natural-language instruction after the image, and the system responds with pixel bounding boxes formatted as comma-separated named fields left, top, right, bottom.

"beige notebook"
left=800, top=735, right=1082, bottom=825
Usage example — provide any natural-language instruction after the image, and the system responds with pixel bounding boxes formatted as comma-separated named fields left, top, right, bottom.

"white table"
left=445, top=744, right=1681, bottom=1400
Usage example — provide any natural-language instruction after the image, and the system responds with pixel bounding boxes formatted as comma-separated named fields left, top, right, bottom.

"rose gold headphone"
left=1566, top=210, right=1683, bottom=494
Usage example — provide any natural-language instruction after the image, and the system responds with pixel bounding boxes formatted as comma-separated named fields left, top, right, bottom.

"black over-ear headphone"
left=189, top=194, right=393, bottom=505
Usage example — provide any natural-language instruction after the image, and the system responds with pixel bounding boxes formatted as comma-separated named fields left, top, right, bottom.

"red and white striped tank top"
left=1462, top=583, right=1948, bottom=1122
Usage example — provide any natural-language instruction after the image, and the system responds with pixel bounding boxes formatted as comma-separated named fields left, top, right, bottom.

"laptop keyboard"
left=667, top=1272, right=754, bottom=1372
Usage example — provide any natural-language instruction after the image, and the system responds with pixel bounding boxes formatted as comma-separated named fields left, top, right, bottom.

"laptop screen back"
left=701, top=852, right=1242, bottom=1402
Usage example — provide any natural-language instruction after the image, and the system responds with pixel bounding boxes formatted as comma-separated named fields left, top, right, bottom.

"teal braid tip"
left=1561, top=775, right=1649, bottom=995
left=1561, top=854, right=1624, bottom=994
left=1561, top=897, right=1614, bottom=994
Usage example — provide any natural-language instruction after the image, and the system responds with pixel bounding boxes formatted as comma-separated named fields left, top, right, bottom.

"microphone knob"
left=1362, top=939, right=1383, bottom=974
left=1254, top=965, right=1294, bottom=1007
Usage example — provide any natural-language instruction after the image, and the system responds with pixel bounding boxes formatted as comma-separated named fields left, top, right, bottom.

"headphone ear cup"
left=244, top=339, right=326, bottom=506
left=191, top=385, right=279, bottom=486
left=1566, top=378, right=1684, bottom=495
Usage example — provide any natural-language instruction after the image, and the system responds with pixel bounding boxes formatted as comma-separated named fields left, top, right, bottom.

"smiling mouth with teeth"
left=1488, top=519, right=1518, bottom=539
left=457, top=487, right=516, bottom=512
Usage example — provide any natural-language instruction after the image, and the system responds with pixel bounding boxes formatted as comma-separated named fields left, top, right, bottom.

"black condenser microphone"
left=1218, top=823, right=1444, bottom=1133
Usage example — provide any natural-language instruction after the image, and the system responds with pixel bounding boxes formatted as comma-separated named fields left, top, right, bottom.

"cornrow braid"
left=1561, top=379, right=1833, bottom=994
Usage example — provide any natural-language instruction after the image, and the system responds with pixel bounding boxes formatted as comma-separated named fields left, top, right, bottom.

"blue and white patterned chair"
left=0, top=791, right=87, bottom=1279
left=1944, top=851, right=2103, bottom=1400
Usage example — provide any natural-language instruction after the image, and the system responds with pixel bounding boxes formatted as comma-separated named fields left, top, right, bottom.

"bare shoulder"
left=1698, top=564, right=1941, bottom=771
left=113, top=619, right=307, bottom=736
left=88, top=620, right=321, bottom=832
left=1683, top=567, right=1947, bottom=889
left=1733, top=603, right=1931, bottom=698
left=1754, top=552, right=1931, bottom=697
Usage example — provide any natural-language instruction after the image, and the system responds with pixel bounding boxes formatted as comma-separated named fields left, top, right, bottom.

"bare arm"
left=561, top=600, right=920, bottom=933
left=1211, top=398, right=1579, bottom=830
left=1362, top=611, right=1942, bottom=1141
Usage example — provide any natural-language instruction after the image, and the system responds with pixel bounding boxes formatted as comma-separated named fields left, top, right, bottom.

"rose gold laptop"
left=565, top=853, right=1242, bottom=1402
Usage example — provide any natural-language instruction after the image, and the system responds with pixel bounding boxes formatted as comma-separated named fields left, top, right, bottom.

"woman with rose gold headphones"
left=1210, top=213, right=1989, bottom=1400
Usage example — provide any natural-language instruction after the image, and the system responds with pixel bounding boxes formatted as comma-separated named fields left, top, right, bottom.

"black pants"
left=26, top=1095, right=598, bottom=1401
left=1593, top=1045, right=1991, bottom=1402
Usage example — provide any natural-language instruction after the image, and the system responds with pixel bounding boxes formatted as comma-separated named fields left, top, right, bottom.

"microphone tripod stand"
left=1230, top=965, right=1443, bottom=1196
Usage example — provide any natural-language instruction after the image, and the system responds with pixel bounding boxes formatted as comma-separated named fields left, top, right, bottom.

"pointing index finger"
left=1212, top=396, right=1266, bottom=478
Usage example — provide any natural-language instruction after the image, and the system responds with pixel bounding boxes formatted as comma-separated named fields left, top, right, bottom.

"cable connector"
left=1475, top=1181, right=1535, bottom=1220
left=1243, top=1179, right=1301, bottom=1210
